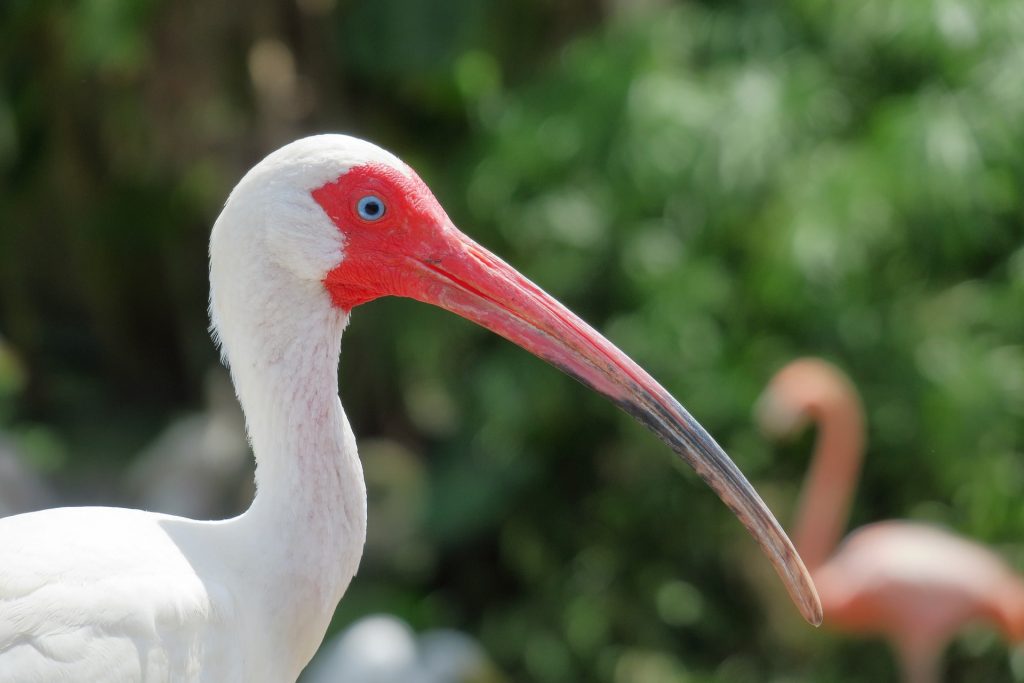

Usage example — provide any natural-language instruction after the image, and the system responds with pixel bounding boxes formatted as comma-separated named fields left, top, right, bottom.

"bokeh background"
left=2, top=0, right=1024, bottom=681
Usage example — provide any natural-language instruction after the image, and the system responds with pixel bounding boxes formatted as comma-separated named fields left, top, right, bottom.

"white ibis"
left=0, top=135, right=820, bottom=682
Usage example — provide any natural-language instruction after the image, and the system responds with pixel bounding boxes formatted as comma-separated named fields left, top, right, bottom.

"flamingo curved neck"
left=791, top=394, right=865, bottom=572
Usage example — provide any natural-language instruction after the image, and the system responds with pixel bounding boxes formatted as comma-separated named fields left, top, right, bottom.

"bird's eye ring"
left=356, top=195, right=386, bottom=221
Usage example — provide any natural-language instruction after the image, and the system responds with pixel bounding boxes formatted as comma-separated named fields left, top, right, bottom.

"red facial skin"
left=312, top=163, right=822, bottom=627
left=315, top=164, right=450, bottom=311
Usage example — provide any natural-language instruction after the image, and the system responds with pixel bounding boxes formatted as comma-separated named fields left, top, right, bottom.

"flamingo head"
left=755, top=357, right=861, bottom=441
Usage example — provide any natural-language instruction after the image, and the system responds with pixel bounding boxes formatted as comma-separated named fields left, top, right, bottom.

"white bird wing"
left=0, top=507, right=237, bottom=683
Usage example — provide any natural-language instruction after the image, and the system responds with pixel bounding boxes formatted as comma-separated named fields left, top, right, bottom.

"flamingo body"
left=817, top=521, right=1024, bottom=641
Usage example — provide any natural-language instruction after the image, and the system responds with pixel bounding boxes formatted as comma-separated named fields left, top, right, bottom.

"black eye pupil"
left=358, top=195, right=386, bottom=221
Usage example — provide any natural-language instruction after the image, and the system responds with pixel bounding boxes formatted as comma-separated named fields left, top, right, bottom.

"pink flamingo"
left=758, top=358, right=1024, bottom=683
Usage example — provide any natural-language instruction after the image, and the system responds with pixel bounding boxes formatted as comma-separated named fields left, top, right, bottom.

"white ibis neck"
left=218, top=281, right=367, bottom=669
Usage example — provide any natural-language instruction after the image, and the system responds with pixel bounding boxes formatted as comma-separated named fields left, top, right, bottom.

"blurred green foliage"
left=1, top=0, right=1023, bottom=681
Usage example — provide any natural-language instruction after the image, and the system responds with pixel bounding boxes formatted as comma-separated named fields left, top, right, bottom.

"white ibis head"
left=210, top=134, right=821, bottom=626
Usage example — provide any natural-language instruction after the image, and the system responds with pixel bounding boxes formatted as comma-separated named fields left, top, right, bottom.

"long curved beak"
left=401, top=229, right=822, bottom=626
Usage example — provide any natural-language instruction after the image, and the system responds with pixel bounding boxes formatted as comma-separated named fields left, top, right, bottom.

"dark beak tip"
left=804, top=591, right=824, bottom=627
left=788, top=565, right=823, bottom=626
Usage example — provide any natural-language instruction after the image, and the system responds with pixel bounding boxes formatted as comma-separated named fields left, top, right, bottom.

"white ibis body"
left=0, top=135, right=820, bottom=682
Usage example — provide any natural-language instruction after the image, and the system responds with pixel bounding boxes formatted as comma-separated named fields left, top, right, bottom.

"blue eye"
left=356, top=195, right=386, bottom=221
